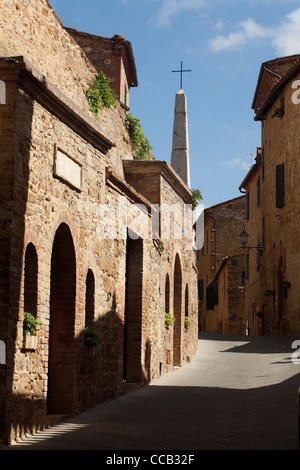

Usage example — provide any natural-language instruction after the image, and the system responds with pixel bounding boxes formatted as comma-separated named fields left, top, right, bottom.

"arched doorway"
left=47, top=223, right=76, bottom=415
left=173, top=254, right=182, bottom=366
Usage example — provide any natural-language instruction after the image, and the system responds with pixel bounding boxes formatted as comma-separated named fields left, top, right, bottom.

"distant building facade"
left=196, top=196, right=246, bottom=333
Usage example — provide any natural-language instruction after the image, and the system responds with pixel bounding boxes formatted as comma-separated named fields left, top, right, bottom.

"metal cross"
left=172, top=61, right=191, bottom=89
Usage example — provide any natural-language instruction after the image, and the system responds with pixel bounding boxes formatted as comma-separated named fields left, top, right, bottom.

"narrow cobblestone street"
left=6, top=333, right=300, bottom=450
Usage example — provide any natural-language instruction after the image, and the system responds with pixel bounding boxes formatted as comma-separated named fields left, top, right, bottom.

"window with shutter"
left=276, top=164, right=285, bottom=208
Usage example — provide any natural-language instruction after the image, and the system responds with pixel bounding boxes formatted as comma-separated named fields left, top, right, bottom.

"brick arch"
left=83, top=256, right=98, bottom=326
left=23, top=242, right=38, bottom=318
left=165, top=272, right=170, bottom=314
left=49, top=210, right=81, bottom=267
left=21, top=229, right=41, bottom=322
left=184, top=283, right=189, bottom=317
left=173, top=253, right=182, bottom=366
left=47, top=221, right=77, bottom=414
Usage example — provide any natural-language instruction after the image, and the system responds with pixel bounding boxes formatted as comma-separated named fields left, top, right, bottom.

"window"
left=262, top=147, right=265, bottom=181
left=262, top=214, right=265, bottom=248
left=206, top=287, right=214, bottom=311
left=206, top=283, right=218, bottom=310
left=276, top=163, right=285, bottom=208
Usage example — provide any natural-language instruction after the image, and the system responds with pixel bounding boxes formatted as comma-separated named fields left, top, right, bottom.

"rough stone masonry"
left=0, top=0, right=199, bottom=445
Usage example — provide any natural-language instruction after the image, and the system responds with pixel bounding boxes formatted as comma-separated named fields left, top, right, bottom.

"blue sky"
left=49, top=0, right=300, bottom=209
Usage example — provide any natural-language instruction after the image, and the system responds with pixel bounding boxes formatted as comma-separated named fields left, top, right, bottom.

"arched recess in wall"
left=0, top=80, right=6, bottom=105
left=85, top=269, right=95, bottom=328
left=173, top=254, right=182, bottom=366
left=47, top=222, right=76, bottom=415
left=24, top=243, right=38, bottom=318
left=165, top=273, right=170, bottom=313
left=185, top=284, right=189, bottom=318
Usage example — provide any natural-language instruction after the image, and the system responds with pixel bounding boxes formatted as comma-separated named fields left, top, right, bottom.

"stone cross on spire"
left=170, top=62, right=191, bottom=188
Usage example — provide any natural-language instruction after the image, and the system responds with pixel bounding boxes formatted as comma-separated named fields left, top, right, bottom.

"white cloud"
left=210, top=18, right=272, bottom=52
left=225, top=157, right=252, bottom=170
left=210, top=8, right=300, bottom=56
left=272, top=8, right=300, bottom=56
left=151, top=0, right=206, bottom=27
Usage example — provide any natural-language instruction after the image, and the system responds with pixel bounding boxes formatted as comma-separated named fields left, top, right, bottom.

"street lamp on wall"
left=240, top=230, right=249, bottom=249
left=240, top=230, right=263, bottom=254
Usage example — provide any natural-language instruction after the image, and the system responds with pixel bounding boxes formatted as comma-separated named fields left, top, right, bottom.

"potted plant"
left=23, top=312, right=42, bottom=350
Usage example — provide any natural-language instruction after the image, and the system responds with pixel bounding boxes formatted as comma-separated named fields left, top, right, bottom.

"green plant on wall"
left=23, top=312, right=42, bottom=336
left=125, top=113, right=153, bottom=160
left=155, top=240, right=164, bottom=255
left=191, top=189, right=203, bottom=209
left=184, top=316, right=192, bottom=330
left=165, top=312, right=175, bottom=327
left=85, top=71, right=117, bottom=115
left=84, top=326, right=100, bottom=347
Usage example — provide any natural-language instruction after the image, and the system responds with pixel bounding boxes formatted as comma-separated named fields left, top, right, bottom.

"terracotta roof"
left=252, top=54, right=300, bottom=120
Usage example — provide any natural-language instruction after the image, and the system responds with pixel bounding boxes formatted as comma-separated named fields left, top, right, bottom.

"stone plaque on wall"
left=53, top=146, right=82, bottom=191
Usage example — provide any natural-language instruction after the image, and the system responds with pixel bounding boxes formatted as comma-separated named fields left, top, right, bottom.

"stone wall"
left=197, top=196, right=246, bottom=332
left=123, top=161, right=199, bottom=369
left=243, top=68, right=300, bottom=335
left=0, top=0, right=136, bottom=179
left=0, top=0, right=199, bottom=445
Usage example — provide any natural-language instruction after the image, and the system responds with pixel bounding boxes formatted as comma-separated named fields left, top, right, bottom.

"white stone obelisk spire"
left=171, top=88, right=191, bottom=188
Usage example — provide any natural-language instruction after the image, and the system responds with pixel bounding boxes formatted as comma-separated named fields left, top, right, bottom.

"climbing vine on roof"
left=125, top=113, right=153, bottom=160
left=85, top=71, right=117, bottom=115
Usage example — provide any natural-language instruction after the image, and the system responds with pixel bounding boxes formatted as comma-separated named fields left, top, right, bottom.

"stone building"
left=239, top=54, right=300, bottom=336
left=195, top=196, right=246, bottom=333
left=204, top=254, right=246, bottom=334
left=0, top=0, right=198, bottom=445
